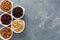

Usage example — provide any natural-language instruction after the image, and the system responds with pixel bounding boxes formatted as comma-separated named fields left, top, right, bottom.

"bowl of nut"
left=0, top=27, right=13, bottom=40
left=0, top=0, right=13, bottom=13
left=11, top=19, right=25, bottom=33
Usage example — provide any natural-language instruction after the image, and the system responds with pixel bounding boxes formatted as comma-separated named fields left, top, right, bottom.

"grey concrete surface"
left=0, top=0, right=60, bottom=40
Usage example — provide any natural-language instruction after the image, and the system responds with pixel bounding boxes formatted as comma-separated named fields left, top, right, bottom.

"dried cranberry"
left=1, top=14, right=12, bottom=25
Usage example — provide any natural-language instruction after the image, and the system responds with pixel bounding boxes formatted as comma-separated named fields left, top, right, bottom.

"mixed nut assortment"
left=0, top=0, right=25, bottom=40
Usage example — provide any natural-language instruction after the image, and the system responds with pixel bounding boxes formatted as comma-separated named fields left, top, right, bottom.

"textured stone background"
left=0, top=0, right=60, bottom=40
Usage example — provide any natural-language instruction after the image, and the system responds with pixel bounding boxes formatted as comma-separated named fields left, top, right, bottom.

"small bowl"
left=0, top=0, right=13, bottom=13
left=11, top=19, right=25, bottom=33
left=11, top=5, right=25, bottom=19
left=0, top=27, right=13, bottom=40
left=0, top=13, right=13, bottom=26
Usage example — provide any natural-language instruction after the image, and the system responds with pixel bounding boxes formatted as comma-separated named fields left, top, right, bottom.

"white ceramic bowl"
left=0, top=0, right=13, bottom=13
left=0, top=13, right=13, bottom=26
left=11, top=5, right=25, bottom=19
left=0, top=27, right=13, bottom=40
left=11, top=19, right=25, bottom=33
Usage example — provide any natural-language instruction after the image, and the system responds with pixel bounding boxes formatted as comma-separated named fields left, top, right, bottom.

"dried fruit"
left=12, top=7, right=23, bottom=18
left=1, top=13, right=12, bottom=25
